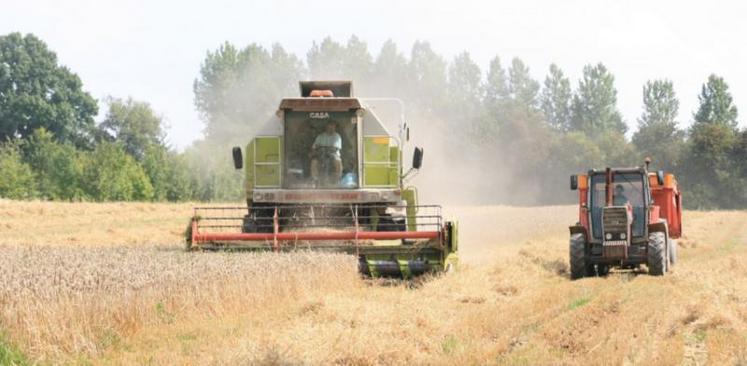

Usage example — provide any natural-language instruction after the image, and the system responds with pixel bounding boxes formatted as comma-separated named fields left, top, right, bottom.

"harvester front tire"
left=570, top=234, right=592, bottom=280
left=647, top=231, right=667, bottom=276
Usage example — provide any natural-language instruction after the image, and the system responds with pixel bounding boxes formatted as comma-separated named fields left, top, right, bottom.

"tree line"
left=1, top=33, right=745, bottom=208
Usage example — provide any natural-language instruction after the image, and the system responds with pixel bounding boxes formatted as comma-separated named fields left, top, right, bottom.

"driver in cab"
left=310, top=120, right=342, bottom=183
left=613, top=184, right=629, bottom=206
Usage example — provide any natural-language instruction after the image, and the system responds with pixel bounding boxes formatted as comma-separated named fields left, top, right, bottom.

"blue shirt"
left=313, top=132, right=342, bottom=157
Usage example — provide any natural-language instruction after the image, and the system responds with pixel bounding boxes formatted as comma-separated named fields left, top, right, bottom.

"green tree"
left=98, top=97, right=165, bottom=160
left=141, top=145, right=195, bottom=201
left=571, top=63, right=626, bottom=137
left=22, top=128, right=87, bottom=200
left=83, top=142, right=154, bottom=201
left=693, top=74, right=738, bottom=129
left=408, top=41, right=448, bottom=113
left=480, top=56, right=510, bottom=139
left=307, top=37, right=345, bottom=80
left=484, top=56, right=509, bottom=109
left=447, top=52, right=482, bottom=118
left=0, top=141, right=36, bottom=199
left=632, top=80, right=684, bottom=171
left=307, top=36, right=373, bottom=92
left=371, top=40, right=409, bottom=97
left=508, top=58, right=540, bottom=111
left=193, top=42, right=302, bottom=143
left=0, top=33, right=98, bottom=147
left=685, top=75, right=741, bottom=208
left=541, top=64, right=572, bottom=131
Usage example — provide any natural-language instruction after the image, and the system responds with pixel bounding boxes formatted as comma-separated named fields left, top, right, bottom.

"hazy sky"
left=2, top=0, right=746, bottom=149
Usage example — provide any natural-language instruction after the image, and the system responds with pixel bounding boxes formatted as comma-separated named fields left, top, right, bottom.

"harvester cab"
left=187, top=81, right=459, bottom=278
left=569, top=159, right=682, bottom=279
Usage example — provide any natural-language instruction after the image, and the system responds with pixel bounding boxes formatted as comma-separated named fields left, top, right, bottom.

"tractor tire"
left=669, top=239, right=678, bottom=267
left=647, top=231, right=667, bottom=276
left=570, top=233, right=593, bottom=280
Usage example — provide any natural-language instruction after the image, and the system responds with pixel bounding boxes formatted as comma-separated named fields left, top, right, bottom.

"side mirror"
left=412, top=147, right=423, bottom=170
left=656, top=170, right=664, bottom=186
left=232, top=147, right=243, bottom=170
left=570, top=175, right=578, bottom=190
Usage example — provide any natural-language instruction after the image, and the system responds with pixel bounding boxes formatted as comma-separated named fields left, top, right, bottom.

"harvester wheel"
left=647, top=231, right=667, bottom=276
left=669, top=239, right=678, bottom=267
left=241, top=215, right=258, bottom=233
left=570, top=234, right=592, bottom=280
left=597, top=265, right=610, bottom=276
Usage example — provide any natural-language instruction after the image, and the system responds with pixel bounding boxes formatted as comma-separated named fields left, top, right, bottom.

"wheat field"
left=1, top=199, right=746, bottom=365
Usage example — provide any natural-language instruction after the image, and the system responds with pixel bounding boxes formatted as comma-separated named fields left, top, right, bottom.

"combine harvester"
left=187, top=81, right=458, bottom=277
left=569, top=159, right=682, bottom=278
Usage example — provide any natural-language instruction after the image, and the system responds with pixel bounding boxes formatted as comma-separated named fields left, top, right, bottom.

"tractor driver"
left=613, top=184, right=629, bottom=206
left=310, top=120, right=343, bottom=183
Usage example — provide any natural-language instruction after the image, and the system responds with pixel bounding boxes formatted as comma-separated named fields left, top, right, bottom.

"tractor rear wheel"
left=570, top=234, right=593, bottom=280
left=647, top=231, right=667, bottom=276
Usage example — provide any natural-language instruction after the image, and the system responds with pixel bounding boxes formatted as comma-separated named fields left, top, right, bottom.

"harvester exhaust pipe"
left=605, top=167, right=613, bottom=207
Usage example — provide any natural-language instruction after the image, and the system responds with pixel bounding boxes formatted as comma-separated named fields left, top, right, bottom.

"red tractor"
left=569, top=159, right=682, bottom=278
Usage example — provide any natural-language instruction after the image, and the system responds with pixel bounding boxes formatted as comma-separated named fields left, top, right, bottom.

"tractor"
left=186, top=81, right=458, bottom=277
left=569, top=159, right=682, bottom=278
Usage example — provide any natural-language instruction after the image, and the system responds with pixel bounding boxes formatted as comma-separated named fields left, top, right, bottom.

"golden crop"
left=1, top=200, right=746, bottom=365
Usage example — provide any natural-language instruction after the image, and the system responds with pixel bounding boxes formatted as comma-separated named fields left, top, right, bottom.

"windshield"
left=589, top=172, right=646, bottom=239
left=283, top=111, right=358, bottom=189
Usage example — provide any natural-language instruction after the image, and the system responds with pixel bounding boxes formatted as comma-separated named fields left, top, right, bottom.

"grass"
left=0, top=333, right=28, bottom=366
left=568, top=296, right=591, bottom=310
left=1, top=200, right=746, bottom=365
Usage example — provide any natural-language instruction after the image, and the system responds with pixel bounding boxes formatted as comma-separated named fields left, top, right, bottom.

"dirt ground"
left=1, top=200, right=746, bottom=365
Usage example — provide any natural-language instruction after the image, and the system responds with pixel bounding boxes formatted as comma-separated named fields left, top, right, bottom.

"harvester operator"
left=310, top=120, right=343, bottom=183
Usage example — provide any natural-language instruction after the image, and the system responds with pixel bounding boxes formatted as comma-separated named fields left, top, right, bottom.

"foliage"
left=82, top=142, right=154, bottom=201
left=193, top=42, right=302, bottom=144
left=571, top=63, right=626, bottom=137
left=0, top=141, right=36, bottom=199
left=632, top=80, right=684, bottom=171
left=2, top=32, right=746, bottom=208
left=0, top=32, right=98, bottom=148
left=541, top=64, right=572, bottom=132
left=693, top=74, right=738, bottom=129
left=98, top=97, right=165, bottom=160
left=0, top=332, right=28, bottom=366
left=22, top=128, right=87, bottom=200
left=681, top=75, right=743, bottom=209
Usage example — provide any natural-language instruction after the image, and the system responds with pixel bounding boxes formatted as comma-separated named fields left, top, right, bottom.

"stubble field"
left=1, top=200, right=746, bottom=365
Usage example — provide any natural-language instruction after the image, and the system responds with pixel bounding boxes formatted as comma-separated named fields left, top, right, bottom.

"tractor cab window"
left=589, top=173, right=646, bottom=239
left=283, top=111, right=359, bottom=189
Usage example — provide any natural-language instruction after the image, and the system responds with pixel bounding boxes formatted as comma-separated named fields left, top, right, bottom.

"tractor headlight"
left=620, top=233, right=627, bottom=240
left=605, top=233, right=612, bottom=240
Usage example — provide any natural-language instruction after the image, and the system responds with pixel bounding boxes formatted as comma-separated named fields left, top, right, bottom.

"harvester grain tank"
left=187, top=81, right=459, bottom=277
left=568, top=158, right=682, bottom=278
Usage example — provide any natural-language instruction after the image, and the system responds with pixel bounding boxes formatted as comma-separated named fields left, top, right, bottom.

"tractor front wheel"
left=570, top=233, right=593, bottom=280
left=647, top=231, right=667, bottom=276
